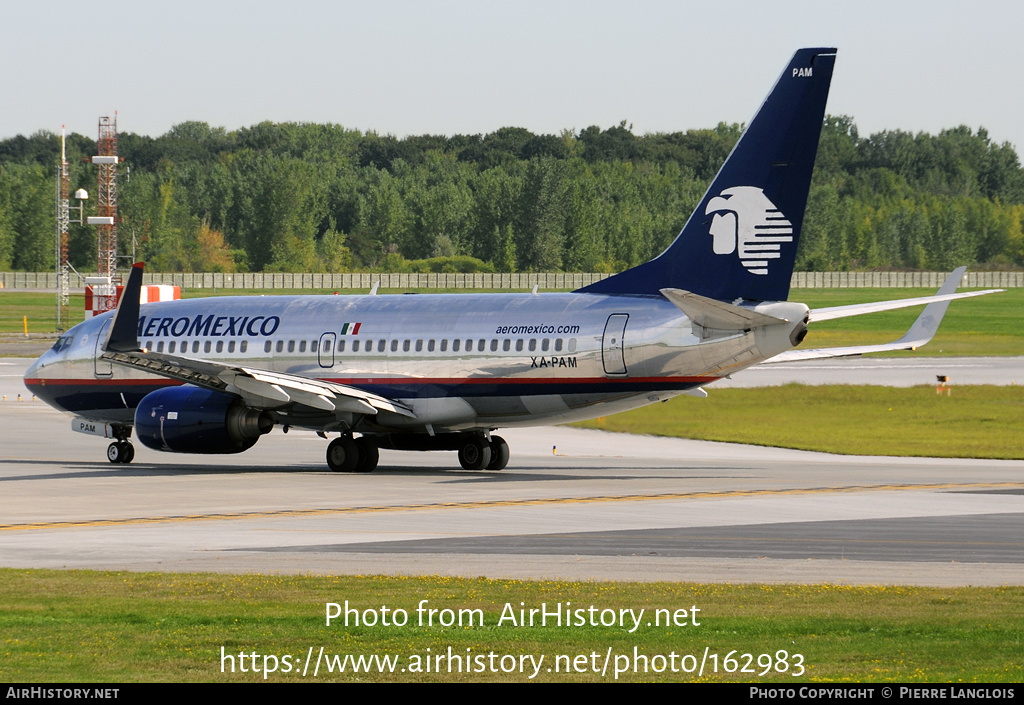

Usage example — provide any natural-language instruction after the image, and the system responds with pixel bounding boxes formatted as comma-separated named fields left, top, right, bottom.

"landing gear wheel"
left=107, top=441, right=134, bottom=464
left=458, top=437, right=492, bottom=470
left=326, top=437, right=359, bottom=473
left=354, top=437, right=379, bottom=473
left=486, top=436, right=509, bottom=471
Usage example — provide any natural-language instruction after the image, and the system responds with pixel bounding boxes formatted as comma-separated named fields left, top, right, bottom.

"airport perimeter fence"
left=1, top=270, right=1022, bottom=291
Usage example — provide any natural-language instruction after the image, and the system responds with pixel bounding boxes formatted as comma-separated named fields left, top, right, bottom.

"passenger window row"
left=146, top=337, right=579, bottom=356
left=306, top=337, right=576, bottom=355
left=147, top=339, right=249, bottom=354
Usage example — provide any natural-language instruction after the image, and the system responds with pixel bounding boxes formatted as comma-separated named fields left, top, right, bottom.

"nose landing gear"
left=106, top=425, right=135, bottom=464
left=106, top=440, right=135, bottom=464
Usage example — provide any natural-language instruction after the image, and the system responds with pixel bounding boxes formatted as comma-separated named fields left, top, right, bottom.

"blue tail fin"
left=578, top=47, right=837, bottom=302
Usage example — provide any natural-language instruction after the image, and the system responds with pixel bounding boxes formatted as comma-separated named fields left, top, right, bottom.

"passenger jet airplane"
left=24, top=48, right=1000, bottom=472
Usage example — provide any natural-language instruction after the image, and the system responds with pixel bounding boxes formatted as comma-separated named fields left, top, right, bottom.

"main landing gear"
left=326, top=435, right=379, bottom=473
left=457, top=435, right=509, bottom=471
left=106, top=426, right=135, bottom=464
left=326, top=432, right=510, bottom=472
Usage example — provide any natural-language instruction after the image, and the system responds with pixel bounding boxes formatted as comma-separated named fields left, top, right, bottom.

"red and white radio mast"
left=92, top=114, right=119, bottom=314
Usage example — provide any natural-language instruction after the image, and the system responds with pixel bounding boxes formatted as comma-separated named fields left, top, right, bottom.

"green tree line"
left=0, top=116, right=1021, bottom=273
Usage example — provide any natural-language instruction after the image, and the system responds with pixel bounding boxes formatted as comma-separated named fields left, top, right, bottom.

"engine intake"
left=135, top=386, right=273, bottom=454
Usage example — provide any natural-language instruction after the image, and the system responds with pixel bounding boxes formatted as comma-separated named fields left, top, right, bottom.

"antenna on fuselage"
left=369, top=281, right=379, bottom=296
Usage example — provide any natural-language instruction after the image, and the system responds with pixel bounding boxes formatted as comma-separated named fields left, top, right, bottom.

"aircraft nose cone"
left=23, top=350, right=59, bottom=408
left=24, top=354, right=44, bottom=383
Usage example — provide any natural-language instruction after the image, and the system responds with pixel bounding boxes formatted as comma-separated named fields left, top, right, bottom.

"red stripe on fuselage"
left=24, top=375, right=718, bottom=388
left=321, top=376, right=720, bottom=386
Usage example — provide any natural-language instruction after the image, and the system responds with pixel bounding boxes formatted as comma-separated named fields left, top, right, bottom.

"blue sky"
left=5, top=0, right=1023, bottom=151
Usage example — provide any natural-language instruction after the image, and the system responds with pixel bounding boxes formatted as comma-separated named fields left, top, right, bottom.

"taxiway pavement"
left=715, top=356, right=1024, bottom=388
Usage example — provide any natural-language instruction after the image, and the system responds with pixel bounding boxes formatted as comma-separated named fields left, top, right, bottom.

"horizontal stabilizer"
left=807, top=267, right=1003, bottom=321
left=771, top=267, right=1001, bottom=362
left=810, top=292, right=1001, bottom=322
left=661, top=288, right=788, bottom=330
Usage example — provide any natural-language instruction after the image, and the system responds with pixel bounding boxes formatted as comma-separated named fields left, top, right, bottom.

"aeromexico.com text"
left=495, top=324, right=581, bottom=335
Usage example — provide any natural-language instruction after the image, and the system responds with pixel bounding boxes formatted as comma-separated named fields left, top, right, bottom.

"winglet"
left=102, top=263, right=144, bottom=353
left=890, top=266, right=966, bottom=349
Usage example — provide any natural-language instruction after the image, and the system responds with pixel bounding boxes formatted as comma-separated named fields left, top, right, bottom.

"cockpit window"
left=51, top=335, right=74, bottom=352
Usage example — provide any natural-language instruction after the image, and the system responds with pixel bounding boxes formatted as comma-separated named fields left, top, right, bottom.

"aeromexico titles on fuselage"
left=134, top=310, right=587, bottom=343
left=137, top=310, right=281, bottom=339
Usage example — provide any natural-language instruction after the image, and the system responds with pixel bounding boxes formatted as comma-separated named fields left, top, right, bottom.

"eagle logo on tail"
left=706, top=186, right=793, bottom=275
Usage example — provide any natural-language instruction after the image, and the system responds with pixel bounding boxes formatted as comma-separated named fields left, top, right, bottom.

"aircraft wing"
left=101, top=349, right=415, bottom=417
left=769, top=267, right=1002, bottom=363
left=99, top=263, right=414, bottom=419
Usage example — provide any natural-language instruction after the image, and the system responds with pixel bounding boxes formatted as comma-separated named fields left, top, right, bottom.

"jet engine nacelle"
left=134, top=386, right=273, bottom=454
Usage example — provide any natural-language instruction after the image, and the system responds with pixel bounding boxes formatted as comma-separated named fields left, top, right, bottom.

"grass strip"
left=1, top=569, right=1021, bottom=683
left=573, top=385, right=1024, bottom=460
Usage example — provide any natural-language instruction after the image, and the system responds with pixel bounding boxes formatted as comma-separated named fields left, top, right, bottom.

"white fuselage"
left=24, top=291, right=806, bottom=434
